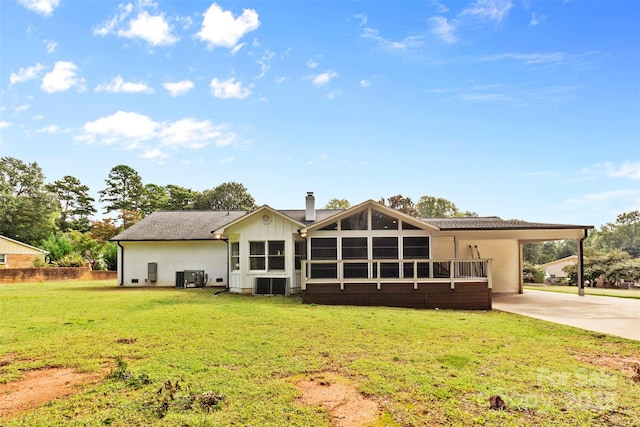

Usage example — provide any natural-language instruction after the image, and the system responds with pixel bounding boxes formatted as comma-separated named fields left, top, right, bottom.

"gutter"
left=578, top=228, right=588, bottom=297
left=117, top=241, right=124, bottom=286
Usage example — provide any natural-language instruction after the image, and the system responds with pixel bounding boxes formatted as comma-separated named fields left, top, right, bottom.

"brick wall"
left=0, top=254, right=45, bottom=269
left=0, top=266, right=117, bottom=283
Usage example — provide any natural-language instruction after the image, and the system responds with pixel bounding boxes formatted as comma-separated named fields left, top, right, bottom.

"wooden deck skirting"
left=301, top=259, right=492, bottom=310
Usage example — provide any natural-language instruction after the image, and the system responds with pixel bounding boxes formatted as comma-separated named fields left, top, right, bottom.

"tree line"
left=1, top=155, right=638, bottom=278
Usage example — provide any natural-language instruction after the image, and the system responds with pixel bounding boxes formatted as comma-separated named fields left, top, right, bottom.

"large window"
left=249, top=241, right=285, bottom=271
left=342, top=237, right=368, bottom=278
left=373, top=237, right=399, bottom=278
left=294, top=240, right=306, bottom=270
left=231, top=242, right=240, bottom=271
left=403, top=237, right=430, bottom=278
left=310, top=238, right=337, bottom=278
left=268, top=241, right=285, bottom=271
left=372, top=211, right=398, bottom=230
left=341, top=211, right=367, bottom=230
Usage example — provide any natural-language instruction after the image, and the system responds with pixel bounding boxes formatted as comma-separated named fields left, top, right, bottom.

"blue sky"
left=1, top=0, right=639, bottom=228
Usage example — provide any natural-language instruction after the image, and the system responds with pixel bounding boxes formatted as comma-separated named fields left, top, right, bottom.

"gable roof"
left=0, top=235, right=48, bottom=254
left=212, top=205, right=308, bottom=235
left=423, top=217, right=593, bottom=231
left=112, top=211, right=248, bottom=241
left=302, top=199, right=438, bottom=232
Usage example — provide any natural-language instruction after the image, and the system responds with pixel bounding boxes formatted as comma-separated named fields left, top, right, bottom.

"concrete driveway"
left=492, top=289, right=640, bottom=341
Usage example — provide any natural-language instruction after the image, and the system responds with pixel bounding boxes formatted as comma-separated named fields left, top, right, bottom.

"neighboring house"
left=0, top=235, right=47, bottom=268
left=541, top=255, right=578, bottom=282
left=112, top=193, right=593, bottom=309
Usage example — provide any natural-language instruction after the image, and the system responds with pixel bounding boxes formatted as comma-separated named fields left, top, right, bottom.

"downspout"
left=214, top=238, right=230, bottom=296
left=117, top=241, right=124, bottom=286
left=577, top=229, right=588, bottom=297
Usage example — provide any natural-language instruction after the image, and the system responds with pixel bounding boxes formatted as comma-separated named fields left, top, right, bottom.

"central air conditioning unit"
left=176, top=270, right=206, bottom=288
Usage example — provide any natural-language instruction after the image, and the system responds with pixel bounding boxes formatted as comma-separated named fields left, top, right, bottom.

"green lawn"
left=525, top=284, right=640, bottom=299
left=1, top=281, right=639, bottom=426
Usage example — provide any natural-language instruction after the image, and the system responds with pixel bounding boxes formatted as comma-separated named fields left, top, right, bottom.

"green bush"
left=523, top=261, right=545, bottom=283
left=54, top=252, right=85, bottom=267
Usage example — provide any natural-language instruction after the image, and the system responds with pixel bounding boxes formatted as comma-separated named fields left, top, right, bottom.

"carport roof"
left=423, top=216, right=593, bottom=231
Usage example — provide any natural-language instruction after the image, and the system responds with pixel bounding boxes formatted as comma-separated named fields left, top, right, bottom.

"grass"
left=1, top=280, right=639, bottom=426
left=524, top=284, right=640, bottom=299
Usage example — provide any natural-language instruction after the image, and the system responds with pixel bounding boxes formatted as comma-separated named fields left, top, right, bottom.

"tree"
left=589, top=211, right=640, bottom=258
left=378, top=194, right=418, bottom=216
left=324, top=198, right=350, bottom=209
left=192, top=182, right=257, bottom=210
left=564, top=249, right=640, bottom=285
left=90, top=218, right=120, bottom=243
left=416, top=195, right=477, bottom=218
left=0, top=157, right=58, bottom=245
left=141, top=183, right=169, bottom=215
left=99, top=165, right=144, bottom=227
left=165, top=184, right=197, bottom=210
left=46, top=175, right=96, bottom=232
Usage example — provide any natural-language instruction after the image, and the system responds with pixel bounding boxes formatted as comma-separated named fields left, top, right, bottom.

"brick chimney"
left=305, top=192, right=315, bottom=222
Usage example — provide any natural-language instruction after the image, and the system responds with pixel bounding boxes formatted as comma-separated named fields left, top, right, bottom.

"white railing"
left=301, top=258, right=492, bottom=291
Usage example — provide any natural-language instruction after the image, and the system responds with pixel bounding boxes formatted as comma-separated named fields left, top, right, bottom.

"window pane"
left=268, top=241, right=284, bottom=256
left=341, top=211, right=368, bottom=230
left=372, top=237, right=398, bottom=259
left=269, top=256, right=285, bottom=270
left=250, top=257, right=265, bottom=270
left=371, top=210, right=398, bottom=230
left=231, top=242, right=240, bottom=271
left=250, top=242, right=265, bottom=255
left=403, top=237, right=430, bottom=259
left=402, top=222, right=421, bottom=230
left=320, top=222, right=338, bottom=231
left=311, top=238, right=337, bottom=260
left=342, top=237, right=367, bottom=259
left=295, top=240, right=306, bottom=270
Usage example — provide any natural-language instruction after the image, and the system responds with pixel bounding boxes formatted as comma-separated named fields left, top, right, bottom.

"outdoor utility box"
left=148, top=262, right=157, bottom=282
left=183, top=270, right=206, bottom=288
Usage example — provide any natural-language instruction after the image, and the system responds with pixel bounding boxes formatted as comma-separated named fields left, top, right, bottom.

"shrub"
left=54, top=252, right=85, bottom=267
left=523, top=261, right=545, bottom=283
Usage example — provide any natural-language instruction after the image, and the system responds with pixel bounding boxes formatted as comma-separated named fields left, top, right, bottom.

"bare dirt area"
left=295, top=372, right=380, bottom=427
left=0, top=367, right=105, bottom=418
left=574, top=354, right=640, bottom=381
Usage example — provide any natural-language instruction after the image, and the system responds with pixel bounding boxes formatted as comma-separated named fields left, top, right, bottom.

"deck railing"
left=301, top=258, right=492, bottom=291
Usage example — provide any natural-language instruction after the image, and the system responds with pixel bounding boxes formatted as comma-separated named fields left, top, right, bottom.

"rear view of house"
left=112, top=193, right=593, bottom=310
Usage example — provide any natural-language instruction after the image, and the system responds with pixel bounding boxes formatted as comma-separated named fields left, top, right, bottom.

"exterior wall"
left=0, top=253, right=45, bottom=269
left=542, top=256, right=577, bottom=279
left=457, top=239, right=520, bottom=293
left=0, top=267, right=116, bottom=283
left=225, top=211, right=303, bottom=295
left=432, top=237, right=455, bottom=258
left=117, top=240, right=228, bottom=287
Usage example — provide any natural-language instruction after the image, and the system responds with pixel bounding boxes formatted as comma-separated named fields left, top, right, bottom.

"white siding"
left=225, top=210, right=302, bottom=294
left=118, top=241, right=228, bottom=287
left=458, top=239, right=520, bottom=293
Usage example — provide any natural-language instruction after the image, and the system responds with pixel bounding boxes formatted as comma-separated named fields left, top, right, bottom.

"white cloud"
left=37, top=124, right=71, bottom=134
left=306, top=59, right=319, bottom=69
left=41, top=61, right=85, bottom=93
left=530, top=12, right=546, bottom=26
left=162, top=80, right=195, bottom=96
left=361, top=27, right=425, bottom=53
left=209, top=77, right=252, bottom=99
left=118, top=10, right=178, bottom=46
left=18, top=0, right=59, bottom=17
left=309, top=70, right=338, bottom=87
left=460, top=0, right=512, bottom=24
left=583, top=162, right=640, bottom=180
left=75, top=111, right=237, bottom=157
left=481, top=52, right=565, bottom=64
left=354, top=13, right=367, bottom=27
left=44, top=40, right=57, bottom=53
left=308, top=153, right=330, bottom=164
left=94, top=1, right=178, bottom=47
left=230, top=43, right=245, bottom=55
left=196, top=3, right=260, bottom=50
left=566, top=189, right=639, bottom=204
left=360, top=79, right=371, bottom=88
left=0, top=121, right=11, bottom=130
left=10, top=63, right=45, bottom=85
left=430, top=16, right=456, bottom=44
left=256, top=50, right=275, bottom=79
left=94, top=76, right=154, bottom=93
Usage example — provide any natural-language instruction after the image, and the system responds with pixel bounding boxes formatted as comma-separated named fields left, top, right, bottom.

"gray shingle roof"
left=112, top=211, right=248, bottom=241
left=422, top=216, right=593, bottom=230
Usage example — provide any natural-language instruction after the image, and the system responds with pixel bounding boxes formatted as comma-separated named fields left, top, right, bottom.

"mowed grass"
left=524, top=284, right=640, bottom=299
left=1, top=281, right=639, bottom=426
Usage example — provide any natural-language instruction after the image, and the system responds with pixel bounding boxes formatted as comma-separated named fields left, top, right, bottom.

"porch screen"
left=310, top=238, right=337, bottom=279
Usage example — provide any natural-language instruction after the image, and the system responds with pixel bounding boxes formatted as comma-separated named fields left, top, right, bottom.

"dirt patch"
left=575, top=354, right=640, bottom=379
left=0, top=367, right=105, bottom=417
left=295, top=372, right=380, bottom=427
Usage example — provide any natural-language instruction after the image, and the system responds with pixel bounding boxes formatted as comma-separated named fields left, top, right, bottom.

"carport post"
left=578, top=232, right=586, bottom=297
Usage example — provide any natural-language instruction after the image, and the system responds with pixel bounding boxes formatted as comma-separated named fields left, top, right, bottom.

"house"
left=112, top=193, right=593, bottom=309
left=541, top=255, right=578, bottom=282
left=0, top=235, right=47, bottom=268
